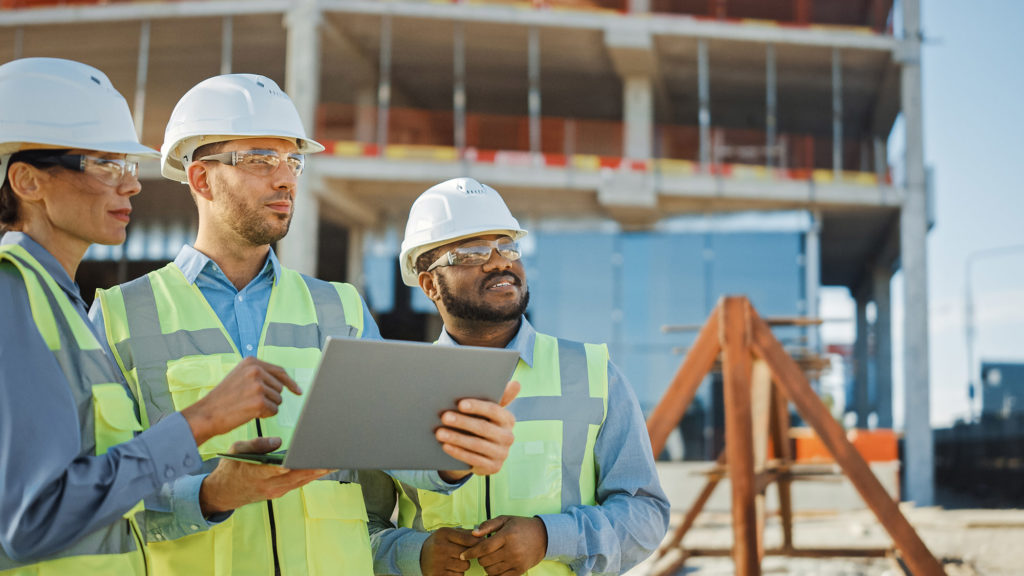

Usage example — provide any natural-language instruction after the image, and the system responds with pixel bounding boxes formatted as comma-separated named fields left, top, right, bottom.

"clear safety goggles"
left=196, top=149, right=305, bottom=177
left=427, top=238, right=522, bottom=272
left=29, top=154, right=138, bottom=187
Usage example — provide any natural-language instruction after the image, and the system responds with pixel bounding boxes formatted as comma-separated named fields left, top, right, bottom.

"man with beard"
left=363, top=177, right=670, bottom=576
left=90, top=76, right=517, bottom=575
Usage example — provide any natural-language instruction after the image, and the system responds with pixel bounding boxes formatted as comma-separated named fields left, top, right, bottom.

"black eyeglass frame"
left=18, top=153, right=139, bottom=187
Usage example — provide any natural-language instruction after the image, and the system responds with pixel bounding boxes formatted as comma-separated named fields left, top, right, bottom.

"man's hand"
left=199, top=437, right=331, bottom=515
left=181, top=357, right=302, bottom=446
left=461, top=516, right=547, bottom=576
left=420, top=527, right=481, bottom=576
left=437, top=380, right=520, bottom=482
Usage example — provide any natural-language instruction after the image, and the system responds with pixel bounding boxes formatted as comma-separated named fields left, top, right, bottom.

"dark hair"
left=415, top=246, right=444, bottom=278
left=1, top=149, right=70, bottom=231
left=192, top=140, right=228, bottom=162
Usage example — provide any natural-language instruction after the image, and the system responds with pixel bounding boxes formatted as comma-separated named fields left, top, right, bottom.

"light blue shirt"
left=366, top=317, right=671, bottom=576
left=0, top=232, right=201, bottom=563
left=91, top=244, right=446, bottom=543
left=172, top=244, right=381, bottom=355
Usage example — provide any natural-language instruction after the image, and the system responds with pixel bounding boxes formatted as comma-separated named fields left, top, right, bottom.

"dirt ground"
left=627, top=505, right=1024, bottom=575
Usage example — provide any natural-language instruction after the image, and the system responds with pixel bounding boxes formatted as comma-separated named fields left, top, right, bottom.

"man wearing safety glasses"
left=363, top=177, right=670, bottom=576
left=90, top=75, right=518, bottom=575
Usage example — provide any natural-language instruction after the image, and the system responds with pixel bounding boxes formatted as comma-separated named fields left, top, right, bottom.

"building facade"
left=0, top=0, right=933, bottom=502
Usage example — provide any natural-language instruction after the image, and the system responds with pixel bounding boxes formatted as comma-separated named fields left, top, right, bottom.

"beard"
left=225, top=195, right=292, bottom=246
left=437, top=270, right=530, bottom=323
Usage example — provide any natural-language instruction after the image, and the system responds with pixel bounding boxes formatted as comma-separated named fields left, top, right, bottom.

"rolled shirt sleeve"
left=536, top=361, right=671, bottom=575
left=1, top=265, right=202, bottom=562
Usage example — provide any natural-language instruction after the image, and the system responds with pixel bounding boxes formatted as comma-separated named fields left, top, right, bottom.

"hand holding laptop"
left=200, top=436, right=332, bottom=515
left=436, top=380, right=520, bottom=482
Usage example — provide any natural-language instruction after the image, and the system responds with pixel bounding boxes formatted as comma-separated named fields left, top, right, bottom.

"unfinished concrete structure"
left=0, top=0, right=933, bottom=504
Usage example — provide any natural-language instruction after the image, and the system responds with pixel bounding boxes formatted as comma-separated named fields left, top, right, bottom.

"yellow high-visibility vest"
left=0, top=245, right=146, bottom=576
left=396, top=333, right=609, bottom=576
left=97, top=262, right=372, bottom=576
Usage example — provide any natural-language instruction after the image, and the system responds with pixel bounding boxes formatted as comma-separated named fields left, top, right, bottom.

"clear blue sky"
left=889, top=0, right=1024, bottom=427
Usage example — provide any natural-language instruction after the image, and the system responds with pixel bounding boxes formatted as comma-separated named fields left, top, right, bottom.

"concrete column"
left=220, top=16, right=233, bottom=75
left=623, top=76, right=652, bottom=159
left=899, top=0, right=933, bottom=506
left=629, top=0, right=650, bottom=13
left=697, top=39, right=711, bottom=170
left=13, top=28, right=23, bottom=60
left=765, top=44, right=777, bottom=169
left=132, top=20, right=151, bottom=141
left=874, top=137, right=888, bottom=183
left=355, top=86, right=376, bottom=143
left=376, top=15, right=392, bottom=154
left=873, top=266, right=893, bottom=428
left=454, top=23, right=467, bottom=152
left=279, top=0, right=322, bottom=276
left=832, top=47, right=843, bottom=179
left=804, top=211, right=821, bottom=354
left=347, top=225, right=366, bottom=290
left=853, top=286, right=870, bottom=426
left=528, top=26, right=541, bottom=158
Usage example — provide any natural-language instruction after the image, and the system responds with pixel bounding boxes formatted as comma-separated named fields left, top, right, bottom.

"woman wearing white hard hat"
left=0, top=58, right=294, bottom=575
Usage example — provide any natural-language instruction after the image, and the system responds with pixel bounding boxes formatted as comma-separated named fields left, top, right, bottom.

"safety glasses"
left=196, top=149, right=305, bottom=177
left=28, top=154, right=138, bottom=187
left=427, top=238, right=522, bottom=272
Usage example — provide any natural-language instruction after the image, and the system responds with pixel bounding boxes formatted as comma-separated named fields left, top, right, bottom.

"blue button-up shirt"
left=171, top=244, right=381, bottom=355
left=0, top=232, right=201, bottom=562
left=366, top=317, right=671, bottom=576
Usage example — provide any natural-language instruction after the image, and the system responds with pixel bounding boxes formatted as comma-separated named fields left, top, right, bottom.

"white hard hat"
left=0, top=57, right=158, bottom=186
left=160, top=73, right=325, bottom=183
left=399, top=177, right=528, bottom=286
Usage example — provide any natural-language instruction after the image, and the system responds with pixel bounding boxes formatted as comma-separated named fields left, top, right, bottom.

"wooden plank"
left=686, top=547, right=890, bottom=559
left=647, top=305, right=722, bottom=456
left=721, top=297, right=760, bottom=576
left=769, top=386, right=795, bottom=552
left=652, top=455, right=726, bottom=576
left=751, top=359, right=772, bottom=564
left=748, top=307, right=946, bottom=576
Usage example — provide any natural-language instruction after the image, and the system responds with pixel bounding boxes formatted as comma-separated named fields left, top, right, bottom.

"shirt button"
left=190, top=524, right=200, bottom=531
left=183, top=455, right=194, bottom=467
left=246, top=344, right=254, bottom=352
left=237, top=295, right=244, bottom=302
left=164, top=466, right=175, bottom=479
left=151, top=533, right=164, bottom=541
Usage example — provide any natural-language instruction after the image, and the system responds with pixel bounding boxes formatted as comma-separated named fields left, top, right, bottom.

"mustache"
left=480, top=270, right=522, bottom=290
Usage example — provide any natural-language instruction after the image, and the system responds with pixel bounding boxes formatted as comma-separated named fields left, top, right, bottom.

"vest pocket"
left=166, top=356, right=243, bottom=460
left=92, top=383, right=143, bottom=454
left=300, top=481, right=374, bottom=576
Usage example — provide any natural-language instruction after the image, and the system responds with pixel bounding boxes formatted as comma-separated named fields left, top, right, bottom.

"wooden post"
left=647, top=307, right=721, bottom=456
left=748, top=308, right=945, bottom=576
left=721, top=298, right=760, bottom=576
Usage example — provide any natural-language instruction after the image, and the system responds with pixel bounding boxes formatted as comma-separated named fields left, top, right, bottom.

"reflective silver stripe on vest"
left=10, top=254, right=122, bottom=455
left=509, top=339, right=606, bottom=511
left=0, top=255, right=139, bottom=571
left=116, top=274, right=235, bottom=422
left=264, top=275, right=356, bottom=348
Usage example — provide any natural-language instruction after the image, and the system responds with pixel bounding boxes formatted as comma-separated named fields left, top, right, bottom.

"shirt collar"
left=436, top=315, right=536, bottom=368
left=1, top=231, right=84, bottom=307
left=173, top=244, right=281, bottom=286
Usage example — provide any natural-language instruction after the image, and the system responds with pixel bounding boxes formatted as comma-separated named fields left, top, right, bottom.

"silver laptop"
left=223, top=337, right=519, bottom=470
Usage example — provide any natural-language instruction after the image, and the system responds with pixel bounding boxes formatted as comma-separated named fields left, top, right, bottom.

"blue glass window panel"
left=709, top=233, right=803, bottom=317
left=527, top=232, right=616, bottom=344
left=363, top=253, right=395, bottom=313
